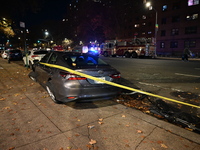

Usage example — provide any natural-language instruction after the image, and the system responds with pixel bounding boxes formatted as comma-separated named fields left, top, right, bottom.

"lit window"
left=142, top=15, right=146, bottom=19
left=186, top=13, right=198, bottom=20
left=162, top=5, right=167, bottom=11
left=160, top=42, right=165, bottom=48
left=142, top=23, right=146, bottom=26
left=134, top=24, right=140, bottom=27
left=192, top=13, right=198, bottom=19
left=171, top=28, right=179, bottom=35
left=188, top=0, right=199, bottom=6
left=148, top=31, right=152, bottom=34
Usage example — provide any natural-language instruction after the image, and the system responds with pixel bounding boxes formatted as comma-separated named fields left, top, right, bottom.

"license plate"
left=94, top=77, right=105, bottom=84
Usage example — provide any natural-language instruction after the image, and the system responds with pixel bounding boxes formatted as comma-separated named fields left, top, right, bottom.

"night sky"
left=1, top=0, right=71, bottom=28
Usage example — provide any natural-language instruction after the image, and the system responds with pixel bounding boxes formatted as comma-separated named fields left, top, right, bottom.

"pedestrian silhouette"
left=182, top=47, right=190, bottom=61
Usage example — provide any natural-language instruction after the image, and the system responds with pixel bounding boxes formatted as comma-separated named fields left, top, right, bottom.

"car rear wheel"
left=46, top=83, right=62, bottom=104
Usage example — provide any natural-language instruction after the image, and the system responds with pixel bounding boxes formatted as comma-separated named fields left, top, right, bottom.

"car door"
left=36, top=52, right=52, bottom=86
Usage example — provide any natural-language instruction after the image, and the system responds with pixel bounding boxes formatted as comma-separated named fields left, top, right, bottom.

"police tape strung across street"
left=40, top=62, right=200, bottom=109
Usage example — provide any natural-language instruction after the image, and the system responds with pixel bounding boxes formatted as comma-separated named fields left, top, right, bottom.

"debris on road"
left=115, top=92, right=200, bottom=134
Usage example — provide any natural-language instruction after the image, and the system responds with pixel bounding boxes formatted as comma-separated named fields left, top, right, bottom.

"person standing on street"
left=182, top=47, right=190, bottom=61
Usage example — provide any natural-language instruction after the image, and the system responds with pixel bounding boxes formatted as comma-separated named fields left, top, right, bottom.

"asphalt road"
left=101, top=56, right=200, bottom=116
left=101, top=56, right=200, bottom=92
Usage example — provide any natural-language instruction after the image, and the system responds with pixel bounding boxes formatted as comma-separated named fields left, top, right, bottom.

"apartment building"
left=155, top=0, right=200, bottom=57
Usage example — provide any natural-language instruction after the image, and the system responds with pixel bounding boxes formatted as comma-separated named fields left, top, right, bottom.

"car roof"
left=53, top=51, right=97, bottom=57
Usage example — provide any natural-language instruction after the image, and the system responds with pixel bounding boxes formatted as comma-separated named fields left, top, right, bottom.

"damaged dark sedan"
left=29, top=51, right=121, bottom=103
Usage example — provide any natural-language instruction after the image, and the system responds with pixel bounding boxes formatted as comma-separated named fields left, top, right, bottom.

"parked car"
left=1, top=50, right=9, bottom=59
left=7, top=49, right=23, bottom=61
left=23, top=49, right=49, bottom=69
left=29, top=51, right=121, bottom=103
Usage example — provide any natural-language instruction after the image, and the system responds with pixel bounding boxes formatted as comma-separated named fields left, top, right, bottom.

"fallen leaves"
left=2, top=106, right=10, bottom=110
left=14, top=93, right=20, bottom=97
left=89, top=139, right=97, bottom=145
left=98, top=121, right=103, bottom=125
left=160, top=143, right=168, bottom=148
left=137, top=130, right=143, bottom=134
left=88, top=125, right=95, bottom=129
left=98, top=118, right=103, bottom=122
left=98, top=118, right=103, bottom=125
left=0, top=97, right=6, bottom=101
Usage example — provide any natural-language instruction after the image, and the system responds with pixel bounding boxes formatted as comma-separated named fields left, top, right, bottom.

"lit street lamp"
left=146, top=2, right=158, bottom=57
left=44, top=30, right=54, bottom=48
left=44, top=30, right=49, bottom=37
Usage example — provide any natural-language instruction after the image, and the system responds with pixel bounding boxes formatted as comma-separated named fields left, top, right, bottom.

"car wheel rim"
left=46, top=86, right=56, bottom=102
left=30, top=76, right=35, bottom=81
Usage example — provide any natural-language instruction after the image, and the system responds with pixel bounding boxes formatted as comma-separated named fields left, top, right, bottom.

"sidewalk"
left=0, top=58, right=199, bottom=150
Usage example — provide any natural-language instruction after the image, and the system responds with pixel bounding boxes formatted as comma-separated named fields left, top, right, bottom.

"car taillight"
left=60, top=71, right=86, bottom=80
left=110, top=74, right=121, bottom=79
left=31, top=55, right=39, bottom=58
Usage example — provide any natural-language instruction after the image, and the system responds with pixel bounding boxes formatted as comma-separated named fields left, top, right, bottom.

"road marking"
left=195, top=68, right=200, bottom=70
left=175, top=73, right=200, bottom=78
left=139, top=82, right=183, bottom=92
left=0, top=67, right=3, bottom=69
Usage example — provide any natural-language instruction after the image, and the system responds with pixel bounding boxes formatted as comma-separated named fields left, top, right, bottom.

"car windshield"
left=63, top=54, right=109, bottom=68
left=33, top=50, right=49, bottom=54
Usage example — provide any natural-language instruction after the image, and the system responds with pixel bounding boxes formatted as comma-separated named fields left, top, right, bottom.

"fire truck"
left=101, top=38, right=155, bottom=58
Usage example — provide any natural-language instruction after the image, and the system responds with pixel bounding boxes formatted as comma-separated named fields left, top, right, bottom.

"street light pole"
left=20, top=22, right=28, bottom=68
left=154, top=8, right=158, bottom=57
left=146, top=2, right=158, bottom=57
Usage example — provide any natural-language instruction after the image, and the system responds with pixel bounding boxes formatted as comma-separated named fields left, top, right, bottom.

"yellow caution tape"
left=40, top=62, right=200, bottom=109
